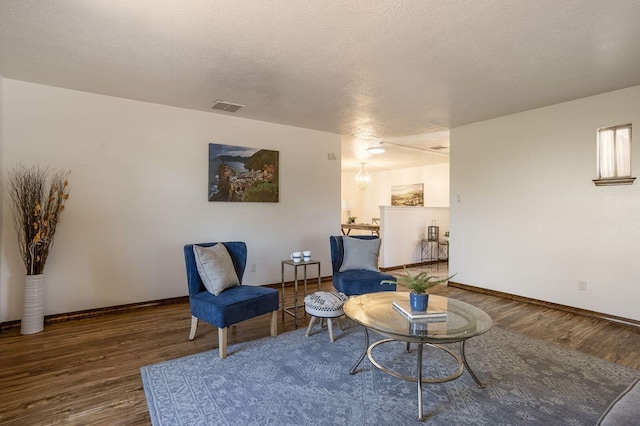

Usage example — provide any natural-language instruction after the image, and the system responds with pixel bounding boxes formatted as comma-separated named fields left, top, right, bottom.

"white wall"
left=451, top=85, right=640, bottom=321
left=340, top=170, right=361, bottom=225
left=1, top=79, right=341, bottom=322
left=379, top=206, right=449, bottom=268
left=0, top=76, right=3, bottom=285
left=341, top=163, right=450, bottom=231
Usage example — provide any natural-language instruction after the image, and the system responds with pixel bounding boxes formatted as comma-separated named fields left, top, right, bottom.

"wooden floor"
left=1, top=275, right=639, bottom=425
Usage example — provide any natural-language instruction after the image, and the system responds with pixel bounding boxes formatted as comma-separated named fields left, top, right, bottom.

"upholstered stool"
left=304, top=291, right=347, bottom=342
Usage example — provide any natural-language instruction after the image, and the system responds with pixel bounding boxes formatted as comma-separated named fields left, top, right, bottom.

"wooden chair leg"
left=218, top=327, right=228, bottom=358
left=189, top=316, right=198, bottom=340
left=270, top=311, right=278, bottom=337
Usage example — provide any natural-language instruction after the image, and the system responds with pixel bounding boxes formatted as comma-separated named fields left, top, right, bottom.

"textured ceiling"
left=2, top=0, right=640, bottom=172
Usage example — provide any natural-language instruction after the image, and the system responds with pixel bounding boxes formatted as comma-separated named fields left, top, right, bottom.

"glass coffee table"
left=344, top=292, right=493, bottom=421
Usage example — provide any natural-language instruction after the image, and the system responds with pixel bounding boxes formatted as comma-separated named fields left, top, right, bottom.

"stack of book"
left=392, top=299, right=447, bottom=320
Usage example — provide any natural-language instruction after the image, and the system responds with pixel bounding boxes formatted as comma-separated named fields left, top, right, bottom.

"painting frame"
left=208, top=143, right=279, bottom=202
left=391, top=183, right=424, bottom=206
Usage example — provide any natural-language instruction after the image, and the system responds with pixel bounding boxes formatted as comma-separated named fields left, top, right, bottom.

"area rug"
left=141, top=323, right=638, bottom=425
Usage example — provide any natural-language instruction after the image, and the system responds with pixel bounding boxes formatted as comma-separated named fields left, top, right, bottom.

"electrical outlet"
left=578, top=280, right=587, bottom=291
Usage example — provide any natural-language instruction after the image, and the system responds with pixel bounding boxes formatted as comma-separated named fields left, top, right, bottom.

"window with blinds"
left=594, top=124, right=635, bottom=186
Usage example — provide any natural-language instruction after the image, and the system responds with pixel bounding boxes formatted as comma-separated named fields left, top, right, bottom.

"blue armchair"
left=184, top=242, right=279, bottom=358
left=329, top=235, right=396, bottom=296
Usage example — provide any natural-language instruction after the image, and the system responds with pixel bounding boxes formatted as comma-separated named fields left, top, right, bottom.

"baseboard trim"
left=449, top=281, right=640, bottom=328
left=1, top=278, right=335, bottom=332
left=380, top=261, right=446, bottom=272
left=267, top=276, right=333, bottom=289
left=0, top=296, right=189, bottom=332
left=10, top=276, right=631, bottom=332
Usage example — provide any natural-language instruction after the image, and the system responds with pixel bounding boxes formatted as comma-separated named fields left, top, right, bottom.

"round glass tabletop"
left=344, top=292, right=493, bottom=343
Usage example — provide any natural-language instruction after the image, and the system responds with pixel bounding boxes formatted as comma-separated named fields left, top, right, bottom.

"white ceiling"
left=2, top=0, right=640, bottom=172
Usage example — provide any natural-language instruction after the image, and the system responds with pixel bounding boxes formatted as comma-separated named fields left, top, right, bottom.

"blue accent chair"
left=184, top=242, right=279, bottom=358
left=329, top=235, right=396, bottom=296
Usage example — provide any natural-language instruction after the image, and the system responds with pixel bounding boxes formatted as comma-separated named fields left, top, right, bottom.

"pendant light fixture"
left=355, top=163, right=371, bottom=191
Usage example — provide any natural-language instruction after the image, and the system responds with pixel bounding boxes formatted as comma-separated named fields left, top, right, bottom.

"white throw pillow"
left=339, top=236, right=381, bottom=272
left=193, top=244, right=240, bottom=296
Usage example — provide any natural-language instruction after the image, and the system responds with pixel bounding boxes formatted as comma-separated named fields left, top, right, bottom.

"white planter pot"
left=21, top=274, right=45, bottom=335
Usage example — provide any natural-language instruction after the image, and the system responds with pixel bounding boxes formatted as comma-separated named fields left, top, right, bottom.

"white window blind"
left=595, top=124, right=634, bottom=186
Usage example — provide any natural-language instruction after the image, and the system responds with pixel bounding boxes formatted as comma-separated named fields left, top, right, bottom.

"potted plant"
left=382, top=266, right=456, bottom=311
left=348, top=216, right=357, bottom=224
left=7, top=164, right=71, bottom=334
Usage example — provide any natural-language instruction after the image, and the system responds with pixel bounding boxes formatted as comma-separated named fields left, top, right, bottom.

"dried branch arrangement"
left=7, top=165, right=71, bottom=275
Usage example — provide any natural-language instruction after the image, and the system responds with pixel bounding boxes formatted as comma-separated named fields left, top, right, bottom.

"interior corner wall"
left=340, top=170, right=360, bottom=223
left=450, top=85, right=640, bottom=321
left=0, top=79, right=341, bottom=322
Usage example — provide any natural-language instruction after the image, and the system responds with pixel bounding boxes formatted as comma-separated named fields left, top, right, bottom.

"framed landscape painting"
left=208, top=143, right=279, bottom=202
left=391, top=183, right=424, bottom=206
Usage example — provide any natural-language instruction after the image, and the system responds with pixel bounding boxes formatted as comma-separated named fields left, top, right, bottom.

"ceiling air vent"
left=212, top=100, right=244, bottom=112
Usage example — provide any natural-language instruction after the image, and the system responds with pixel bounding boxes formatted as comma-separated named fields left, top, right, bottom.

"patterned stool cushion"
left=304, top=291, right=347, bottom=318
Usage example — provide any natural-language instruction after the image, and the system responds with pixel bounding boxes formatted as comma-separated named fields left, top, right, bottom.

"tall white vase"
left=21, top=274, right=45, bottom=335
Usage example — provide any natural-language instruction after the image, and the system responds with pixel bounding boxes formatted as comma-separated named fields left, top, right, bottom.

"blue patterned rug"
left=141, top=322, right=638, bottom=425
